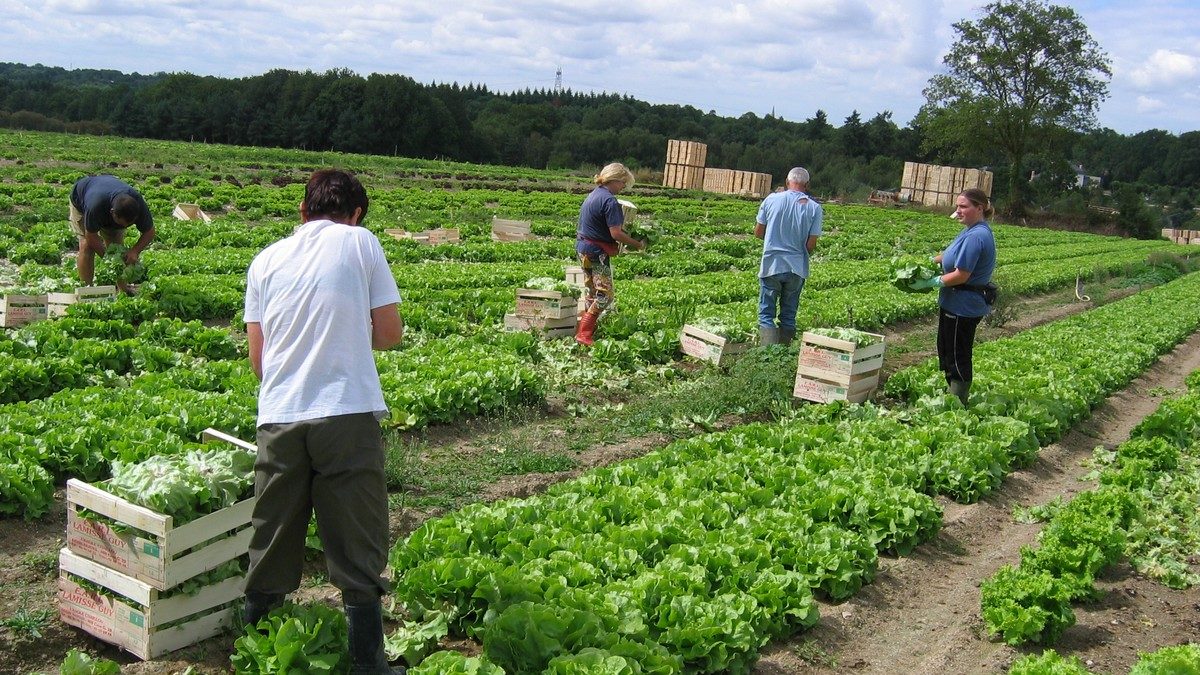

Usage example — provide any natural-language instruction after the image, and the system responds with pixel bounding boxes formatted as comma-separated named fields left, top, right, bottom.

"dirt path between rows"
left=755, top=330, right=1200, bottom=675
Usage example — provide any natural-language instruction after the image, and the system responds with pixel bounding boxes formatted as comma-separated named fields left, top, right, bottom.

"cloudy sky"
left=1, top=1, right=1197, bottom=136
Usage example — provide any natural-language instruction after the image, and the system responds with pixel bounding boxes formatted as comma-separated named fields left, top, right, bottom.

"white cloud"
left=1128, top=49, right=1199, bottom=89
left=0, top=0, right=1196, bottom=133
left=1135, top=95, right=1167, bottom=113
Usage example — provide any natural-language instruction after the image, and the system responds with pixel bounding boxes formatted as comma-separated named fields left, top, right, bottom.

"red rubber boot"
left=575, top=312, right=598, bottom=346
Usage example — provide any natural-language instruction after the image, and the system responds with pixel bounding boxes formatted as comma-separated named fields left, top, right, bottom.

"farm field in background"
left=0, top=130, right=1197, bottom=674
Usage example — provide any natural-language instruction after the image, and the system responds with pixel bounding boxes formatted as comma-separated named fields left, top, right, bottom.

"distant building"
left=1073, top=163, right=1101, bottom=189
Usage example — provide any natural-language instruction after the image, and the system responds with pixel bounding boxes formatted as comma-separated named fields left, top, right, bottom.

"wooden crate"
left=491, top=217, right=533, bottom=242
left=662, top=163, right=705, bottom=191
left=65, top=429, right=256, bottom=591
left=0, top=293, right=48, bottom=327
left=58, top=548, right=242, bottom=660
left=565, top=266, right=585, bottom=286
left=515, top=289, right=577, bottom=319
left=172, top=203, right=212, bottom=223
left=793, top=370, right=880, bottom=404
left=47, top=286, right=118, bottom=319
left=900, top=161, right=993, bottom=207
left=680, top=324, right=751, bottom=367
left=385, top=228, right=460, bottom=245
left=666, top=139, right=707, bottom=167
left=703, top=168, right=733, bottom=193
left=797, top=331, right=886, bottom=385
left=503, top=313, right=576, bottom=340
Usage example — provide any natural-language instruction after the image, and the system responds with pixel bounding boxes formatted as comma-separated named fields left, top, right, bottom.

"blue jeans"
left=758, top=273, right=806, bottom=329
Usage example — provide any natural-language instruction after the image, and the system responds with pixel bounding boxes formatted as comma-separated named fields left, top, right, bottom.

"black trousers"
left=245, top=412, right=391, bottom=606
left=937, top=309, right=983, bottom=385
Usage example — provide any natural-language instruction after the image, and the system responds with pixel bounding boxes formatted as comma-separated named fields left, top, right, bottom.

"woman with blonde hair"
left=573, top=162, right=646, bottom=345
left=913, top=187, right=997, bottom=405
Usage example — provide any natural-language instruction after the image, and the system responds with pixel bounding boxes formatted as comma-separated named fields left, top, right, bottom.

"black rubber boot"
left=346, top=602, right=406, bottom=674
left=243, top=592, right=284, bottom=628
left=779, top=328, right=796, bottom=346
left=949, top=379, right=971, bottom=406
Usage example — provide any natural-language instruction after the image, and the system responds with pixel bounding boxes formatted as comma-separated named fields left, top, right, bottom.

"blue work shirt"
left=70, top=175, right=154, bottom=233
left=939, top=220, right=996, bottom=318
left=757, top=189, right=822, bottom=278
left=576, top=185, right=623, bottom=243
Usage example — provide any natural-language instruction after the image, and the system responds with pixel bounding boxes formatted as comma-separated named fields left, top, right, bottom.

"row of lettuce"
left=982, top=367, right=1200, bottom=648
left=0, top=298, right=545, bottom=518
left=346, top=272, right=1200, bottom=673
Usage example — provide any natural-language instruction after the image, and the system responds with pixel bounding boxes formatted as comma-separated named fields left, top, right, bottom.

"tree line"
left=0, top=60, right=1195, bottom=233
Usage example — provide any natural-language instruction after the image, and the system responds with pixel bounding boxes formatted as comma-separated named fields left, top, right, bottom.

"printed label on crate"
left=680, top=334, right=721, bottom=361
left=799, top=345, right=852, bottom=370
left=794, top=377, right=848, bottom=402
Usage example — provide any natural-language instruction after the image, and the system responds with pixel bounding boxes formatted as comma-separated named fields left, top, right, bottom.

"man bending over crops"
left=69, top=175, right=155, bottom=291
left=243, top=169, right=405, bottom=674
left=755, top=167, right=822, bottom=345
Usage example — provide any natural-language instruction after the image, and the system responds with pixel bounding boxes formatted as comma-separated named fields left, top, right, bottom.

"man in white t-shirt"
left=242, top=169, right=405, bottom=674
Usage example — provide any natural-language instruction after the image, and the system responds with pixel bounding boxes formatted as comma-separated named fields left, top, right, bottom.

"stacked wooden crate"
left=58, top=429, right=256, bottom=659
left=793, top=331, right=886, bottom=404
left=899, top=162, right=993, bottom=207
left=0, top=293, right=48, bottom=327
left=503, top=288, right=578, bottom=339
left=1162, top=228, right=1200, bottom=245
left=47, top=286, right=118, bottom=318
left=662, top=139, right=707, bottom=191
left=679, top=324, right=750, bottom=367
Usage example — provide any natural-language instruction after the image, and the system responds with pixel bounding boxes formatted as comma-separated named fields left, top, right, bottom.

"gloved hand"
left=911, top=276, right=944, bottom=291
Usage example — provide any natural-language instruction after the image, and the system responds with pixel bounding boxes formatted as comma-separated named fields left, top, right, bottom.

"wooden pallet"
left=47, top=286, right=118, bottom=319
left=58, top=548, right=242, bottom=660
left=0, top=293, right=48, bottom=327
left=514, top=289, right=578, bottom=319
left=491, top=217, right=533, bottom=242
left=679, top=324, right=750, bottom=367
left=65, top=429, right=256, bottom=590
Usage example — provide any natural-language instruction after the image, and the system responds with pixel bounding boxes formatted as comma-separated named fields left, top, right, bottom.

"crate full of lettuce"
left=680, top=317, right=752, bottom=367
left=60, top=428, right=256, bottom=659
left=65, top=429, right=256, bottom=590
left=512, top=276, right=581, bottom=323
left=795, top=327, right=885, bottom=404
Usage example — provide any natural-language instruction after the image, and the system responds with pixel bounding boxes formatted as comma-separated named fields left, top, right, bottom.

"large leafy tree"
left=918, top=0, right=1111, bottom=215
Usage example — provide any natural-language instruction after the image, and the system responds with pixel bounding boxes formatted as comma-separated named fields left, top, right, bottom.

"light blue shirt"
left=757, top=189, right=822, bottom=278
left=939, top=221, right=996, bottom=318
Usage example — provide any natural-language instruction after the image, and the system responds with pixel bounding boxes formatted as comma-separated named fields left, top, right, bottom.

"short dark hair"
left=111, top=193, right=140, bottom=223
left=304, top=169, right=369, bottom=222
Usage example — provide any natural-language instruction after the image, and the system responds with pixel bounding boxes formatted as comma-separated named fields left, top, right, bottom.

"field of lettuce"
left=0, top=130, right=1197, bottom=674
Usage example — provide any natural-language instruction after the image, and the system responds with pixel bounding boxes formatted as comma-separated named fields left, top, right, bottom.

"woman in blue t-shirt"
left=915, top=188, right=997, bottom=405
left=574, top=162, right=646, bottom=345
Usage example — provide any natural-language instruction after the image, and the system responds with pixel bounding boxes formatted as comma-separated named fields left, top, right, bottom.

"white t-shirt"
left=244, top=219, right=402, bottom=425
